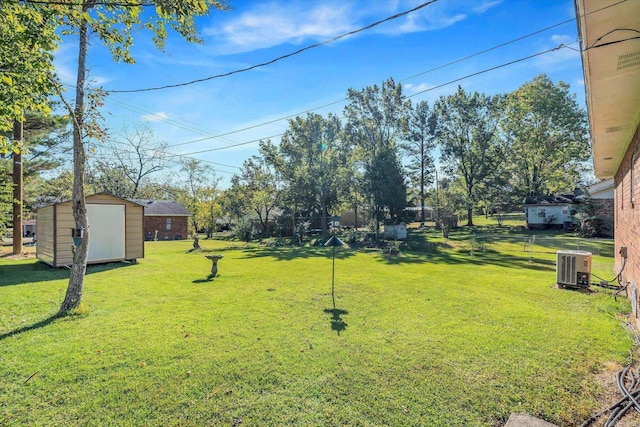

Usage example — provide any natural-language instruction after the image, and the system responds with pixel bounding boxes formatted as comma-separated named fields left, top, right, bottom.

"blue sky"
left=53, top=0, right=584, bottom=187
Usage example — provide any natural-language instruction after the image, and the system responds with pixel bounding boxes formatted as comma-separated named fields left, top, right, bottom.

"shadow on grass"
left=193, top=274, right=218, bottom=283
left=0, top=261, right=138, bottom=287
left=324, top=308, right=348, bottom=335
left=0, top=312, right=62, bottom=341
left=377, top=248, right=556, bottom=272
left=238, top=246, right=356, bottom=262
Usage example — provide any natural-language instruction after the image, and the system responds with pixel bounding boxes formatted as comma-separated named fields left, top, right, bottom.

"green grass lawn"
left=0, top=224, right=632, bottom=426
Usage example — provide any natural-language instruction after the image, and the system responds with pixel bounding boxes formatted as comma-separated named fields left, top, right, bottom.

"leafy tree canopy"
left=501, top=74, right=590, bottom=197
left=0, top=2, right=59, bottom=153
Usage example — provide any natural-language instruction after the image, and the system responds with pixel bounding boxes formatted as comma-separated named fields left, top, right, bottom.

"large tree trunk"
left=466, top=207, right=474, bottom=227
left=12, top=121, right=23, bottom=255
left=374, top=205, right=380, bottom=243
left=321, top=198, right=327, bottom=239
left=60, top=8, right=89, bottom=314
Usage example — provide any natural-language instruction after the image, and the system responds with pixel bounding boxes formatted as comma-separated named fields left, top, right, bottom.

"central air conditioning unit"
left=556, top=250, right=592, bottom=288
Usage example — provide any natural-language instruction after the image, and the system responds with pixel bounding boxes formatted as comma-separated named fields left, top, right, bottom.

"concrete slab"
left=504, top=413, right=558, bottom=427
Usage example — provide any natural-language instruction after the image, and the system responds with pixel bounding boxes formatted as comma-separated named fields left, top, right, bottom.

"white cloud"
left=142, top=112, right=170, bottom=122
left=533, top=34, right=580, bottom=69
left=404, top=82, right=432, bottom=95
left=205, top=2, right=357, bottom=54
left=87, top=74, right=113, bottom=87
left=374, top=0, right=500, bottom=36
left=551, top=34, right=574, bottom=45
left=205, top=0, right=502, bottom=55
left=473, top=0, right=502, bottom=14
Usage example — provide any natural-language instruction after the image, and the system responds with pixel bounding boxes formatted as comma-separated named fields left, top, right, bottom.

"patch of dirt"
left=0, top=251, right=36, bottom=260
left=587, top=360, right=640, bottom=427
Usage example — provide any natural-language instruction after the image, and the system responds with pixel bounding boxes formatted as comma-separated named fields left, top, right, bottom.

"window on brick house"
left=166, top=218, right=172, bottom=231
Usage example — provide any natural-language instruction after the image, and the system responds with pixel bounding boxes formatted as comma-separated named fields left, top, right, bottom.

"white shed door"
left=87, top=204, right=125, bottom=261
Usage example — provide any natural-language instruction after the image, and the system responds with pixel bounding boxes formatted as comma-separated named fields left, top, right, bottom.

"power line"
left=87, top=147, right=238, bottom=174
left=61, top=81, right=242, bottom=146
left=155, top=17, right=581, bottom=151
left=61, top=0, right=625, bottom=160
left=407, top=43, right=578, bottom=99
left=106, top=0, right=440, bottom=93
left=13, top=0, right=153, bottom=6
left=166, top=101, right=345, bottom=149
left=175, top=42, right=578, bottom=158
left=398, top=18, right=576, bottom=82
left=179, top=133, right=284, bottom=157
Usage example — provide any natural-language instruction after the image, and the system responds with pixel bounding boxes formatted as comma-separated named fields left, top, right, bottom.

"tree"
left=365, top=145, right=407, bottom=225
left=51, top=0, right=228, bottom=314
left=501, top=74, right=590, bottom=197
left=230, top=150, right=282, bottom=235
left=275, top=113, right=346, bottom=238
left=1, top=109, right=71, bottom=220
left=0, top=180, right=11, bottom=238
left=177, top=159, right=219, bottom=237
left=0, top=2, right=58, bottom=154
left=89, top=124, right=169, bottom=198
left=436, top=86, right=504, bottom=226
left=344, top=78, right=410, bottom=241
left=402, top=100, right=437, bottom=227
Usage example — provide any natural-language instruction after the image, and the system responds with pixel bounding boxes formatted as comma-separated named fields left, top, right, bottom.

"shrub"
left=343, top=228, right=362, bottom=245
left=231, top=217, right=255, bottom=242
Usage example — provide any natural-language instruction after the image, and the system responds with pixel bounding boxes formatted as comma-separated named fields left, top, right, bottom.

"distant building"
left=130, top=199, right=190, bottom=241
left=523, top=195, right=577, bottom=230
left=22, top=219, right=36, bottom=237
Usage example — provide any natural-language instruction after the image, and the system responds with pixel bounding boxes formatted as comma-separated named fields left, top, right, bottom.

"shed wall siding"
left=54, top=202, right=75, bottom=267
left=36, top=193, right=145, bottom=267
left=614, top=123, right=640, bottom=327
left=126, top=205, right=144, bottom=259
left=36, top=205, right=55, bottom=266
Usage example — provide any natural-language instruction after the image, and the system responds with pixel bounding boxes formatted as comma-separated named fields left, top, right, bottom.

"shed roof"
left=524, top=195, right=576, bottom=206
left=37, top=192, right=145, bottom=209
left=129, top=199, right=190, bottom=216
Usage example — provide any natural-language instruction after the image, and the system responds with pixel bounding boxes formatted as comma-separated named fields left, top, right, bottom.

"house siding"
left=614, top=123, right=640, bottom=326
left=525, top=205, right=573, bottom=229
left=144, top=215, right=189, bottom=240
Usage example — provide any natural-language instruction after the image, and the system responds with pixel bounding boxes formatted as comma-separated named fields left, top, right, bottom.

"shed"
left=129, top=199, right=190, bottom=241
left=524, top=195, right=577, bottom=230
left=384, top=223, right=408, bottom=240
left=36, top=193, right=144, bottom=267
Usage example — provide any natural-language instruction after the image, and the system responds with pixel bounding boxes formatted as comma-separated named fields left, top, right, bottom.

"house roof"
left=524, top=195, right=576, bottom=206
left=575, top=0, right=640, bottom=179
left=129, top=199, right=191, bottom=217
left=587, top=178, right=614, bottom=199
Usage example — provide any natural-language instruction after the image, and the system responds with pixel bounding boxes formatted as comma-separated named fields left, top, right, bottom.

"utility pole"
left=12, top=119, right=23, bottom=255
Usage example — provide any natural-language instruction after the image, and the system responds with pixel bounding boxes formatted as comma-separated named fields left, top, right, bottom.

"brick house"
left=576, top=0, right=640, bottom=321
left=130, top=199, right=190, bottom=241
